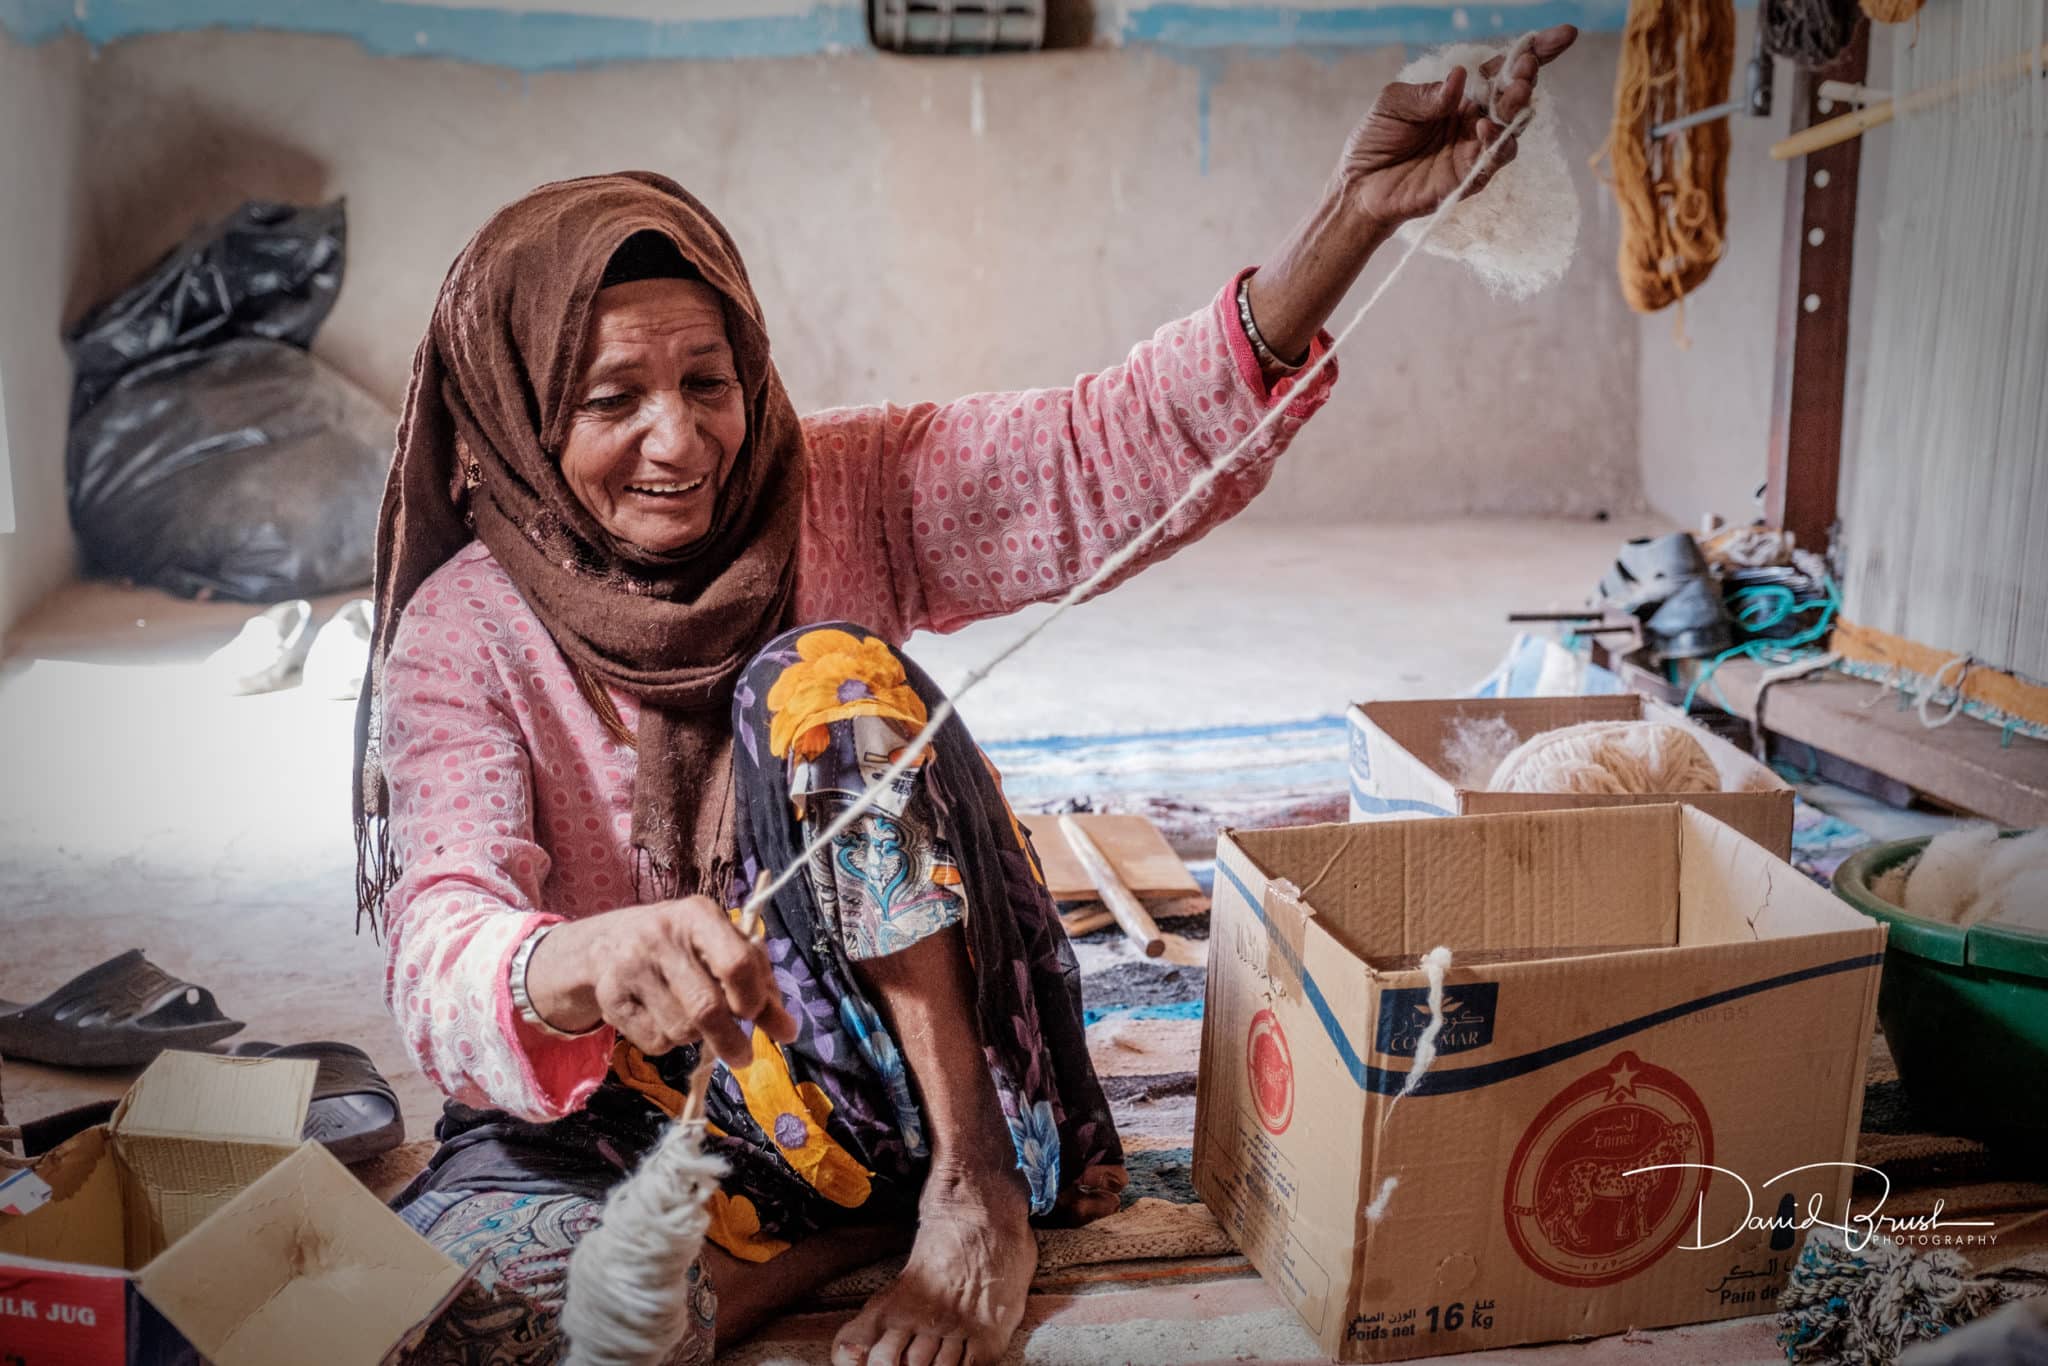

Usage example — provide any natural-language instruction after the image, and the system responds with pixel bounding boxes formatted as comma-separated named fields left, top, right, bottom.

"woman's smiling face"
left=559, top=277, right=748, bottom=555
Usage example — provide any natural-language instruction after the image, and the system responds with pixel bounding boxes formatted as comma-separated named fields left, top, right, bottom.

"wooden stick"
left=680, top=872, right=772, bottom=1124
left=1060, top=906, right=1115, bottom=937
left=1058, top=815, right=1164, bottom=958
left=1773, top=41, right=2048, bottom=161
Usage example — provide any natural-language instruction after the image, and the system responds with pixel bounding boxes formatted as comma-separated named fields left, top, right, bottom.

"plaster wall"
left=0, top=29, right=84, bottom=644
left=68, top=27, right=1643, bottom=525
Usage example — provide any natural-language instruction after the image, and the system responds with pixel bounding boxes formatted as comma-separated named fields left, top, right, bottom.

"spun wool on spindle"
left=1488, top=720, right=1721, bottom=796
left=1778, top=1227, right=2011, bottom=1365
left=1394, top=38, right=1581, bottom=300
left=1603, top=0, right=1736, bottom=316
left=561, top=1121, right=728, bottom=1366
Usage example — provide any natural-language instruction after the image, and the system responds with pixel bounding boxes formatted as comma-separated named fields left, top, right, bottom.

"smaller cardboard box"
left=1195, top=805, right=1883, bottom=1363
left=1348, top=694, right=1795, bottom=859
left=0, top=1051, right=465, bottom=1366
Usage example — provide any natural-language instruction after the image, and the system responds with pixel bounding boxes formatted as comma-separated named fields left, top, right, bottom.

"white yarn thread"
left=1488, top=720, right=1720, bottom=796
left=1393, top=35, right=1579, bottom=300
left=561, top=1120, right=729, bottom=1366
left=1364, top=944, right=1453, bottom=1225
left=737, top=99, right=1539, bottom=927
left=572, top=72, right=1547, bottom=1354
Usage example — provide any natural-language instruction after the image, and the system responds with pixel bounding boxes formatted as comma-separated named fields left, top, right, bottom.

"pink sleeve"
left=795, top=270, right=1336, bottom=640
left=380, top=591, right=614, bottom=1122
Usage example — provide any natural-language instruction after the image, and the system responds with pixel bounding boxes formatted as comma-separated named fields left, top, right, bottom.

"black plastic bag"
left=66, top=200, right=346, bottom=422
left=64, top=200, right=392, bottom=602
left=68, top=340, right=392, bottom=602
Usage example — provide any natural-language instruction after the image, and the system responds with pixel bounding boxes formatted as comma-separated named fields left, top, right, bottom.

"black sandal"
left=223, top=1040, right=405, bottom=1165
left=0, top=950, right=244, bottom=1067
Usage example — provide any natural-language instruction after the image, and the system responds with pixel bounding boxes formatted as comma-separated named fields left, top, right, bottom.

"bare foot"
left=831, top=1165, right=1037, bottom=1366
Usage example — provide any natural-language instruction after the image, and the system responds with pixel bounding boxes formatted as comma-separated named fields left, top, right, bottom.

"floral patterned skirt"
left=398, top=622, right=1126, bottom=1283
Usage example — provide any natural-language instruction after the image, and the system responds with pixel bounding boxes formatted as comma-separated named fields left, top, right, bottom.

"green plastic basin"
left=1832, top=833, right=2048, bottom=1149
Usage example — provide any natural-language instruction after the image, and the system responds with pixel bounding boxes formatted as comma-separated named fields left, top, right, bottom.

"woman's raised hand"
left=524, top=895, right=800, bottom=1065
left=1335, top=23, right=1577, bottom=230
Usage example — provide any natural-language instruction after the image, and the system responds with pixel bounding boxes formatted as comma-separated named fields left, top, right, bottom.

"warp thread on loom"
left=565, top=70, right=1547, bottom=1366
left=1603, top=0, right=1736, bottom=319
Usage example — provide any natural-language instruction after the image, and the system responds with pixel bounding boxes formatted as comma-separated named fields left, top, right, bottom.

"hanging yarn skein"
left=1603, top=0, right=1737, bottom=316
left=561, top=65, right=1552, bottom=1366
left=1489, top=720, right=1722, bottom=795
left=1394, top=36, right=1582, bottom=299
left=1860, top=0, right=1923, bottom=25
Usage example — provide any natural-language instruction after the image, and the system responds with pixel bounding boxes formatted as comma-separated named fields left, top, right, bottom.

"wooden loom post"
left=1765, top=22, right=1871, bottom=558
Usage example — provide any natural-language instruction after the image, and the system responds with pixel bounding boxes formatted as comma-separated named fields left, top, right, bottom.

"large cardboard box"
left=1347, top=695, right=1795, bottom=859
left=0, top=1051, right=466, bottom=1365
left=1194, top=805, right=1883, bottom=1362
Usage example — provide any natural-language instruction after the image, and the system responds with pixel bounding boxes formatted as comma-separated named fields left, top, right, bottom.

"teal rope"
left=1680, top=577, right=1841, bottom=716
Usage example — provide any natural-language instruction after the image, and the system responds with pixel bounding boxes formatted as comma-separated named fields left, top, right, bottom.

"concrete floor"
left=3, top=515, right=1811, bottom=1366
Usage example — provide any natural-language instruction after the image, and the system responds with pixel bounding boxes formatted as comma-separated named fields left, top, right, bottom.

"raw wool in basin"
left=1900, top=825, right=2004, bottom=925
left=1444, top=714, right=1522, bottom=789
left=1489, top=720, right=1721, bottom=795
left=1393, top=36, right=1581, bottom=300
left=1902, top=826, right=2048, bottom=932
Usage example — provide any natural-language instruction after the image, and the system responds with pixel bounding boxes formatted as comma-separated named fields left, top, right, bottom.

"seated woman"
left=358, top=30, right=1573, bottom=1366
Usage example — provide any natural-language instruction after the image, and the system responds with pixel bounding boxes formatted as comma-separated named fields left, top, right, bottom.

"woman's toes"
left=931, top=1337, right=967, bottom=1366
left=902, top=1330, right=946, bottom=1366
left=832, top=1320, right=880, bottom=1366
left=865, top=1326, right=913, bottom=1366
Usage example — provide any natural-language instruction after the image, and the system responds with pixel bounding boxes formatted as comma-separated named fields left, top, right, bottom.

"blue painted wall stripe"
left=2, top=0, right=1665, bottom=68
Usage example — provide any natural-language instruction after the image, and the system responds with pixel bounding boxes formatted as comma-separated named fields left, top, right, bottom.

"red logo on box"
left=1503, top=1051, right=1714, bottom=1287
left=1247, top=1009, right=1295, bottom=1134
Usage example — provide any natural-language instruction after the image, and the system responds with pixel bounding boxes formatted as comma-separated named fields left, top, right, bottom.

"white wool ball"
left=1392, top=37, right=1581, bottom=300
left=1489, top=720, right=1720, bottom=796
left=1902, top=825, right=2004, bottom=925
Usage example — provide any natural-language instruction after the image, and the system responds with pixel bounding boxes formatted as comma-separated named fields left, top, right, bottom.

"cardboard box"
left=1194, top=805, right=1883, bottom=1362
left=1348, top=694, right=1795, bottom=859
left=0, top=1051, right=466, bottom=1365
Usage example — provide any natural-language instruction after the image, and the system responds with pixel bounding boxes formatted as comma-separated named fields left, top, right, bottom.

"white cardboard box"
left=1347, top=694, right=1795, bottom=858
left=1194, top=804, right=1882, bottom=1362
left=0, top=1051, right=466, bottom=1365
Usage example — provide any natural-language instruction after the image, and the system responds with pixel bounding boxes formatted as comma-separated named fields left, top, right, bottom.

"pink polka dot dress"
left=379, top=270, right=1337, bottom=1122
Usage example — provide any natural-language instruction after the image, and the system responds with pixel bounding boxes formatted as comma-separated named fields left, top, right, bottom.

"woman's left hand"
left=1243, top=24, right=1578, bottom=365
left=1338, top=23, right=1578, bottom=229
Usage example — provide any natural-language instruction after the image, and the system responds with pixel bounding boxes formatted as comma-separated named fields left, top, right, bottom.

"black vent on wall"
left=869, top=0, right=1047, bottom=52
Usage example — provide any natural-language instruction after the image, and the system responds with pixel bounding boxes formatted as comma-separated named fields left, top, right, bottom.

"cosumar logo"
left=1375, top=980, right=1500, bottom=1058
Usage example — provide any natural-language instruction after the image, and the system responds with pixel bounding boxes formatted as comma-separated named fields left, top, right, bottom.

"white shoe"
left=206, top=600, right=315, bottom=695
left=302, top=599, right=374, bottom=700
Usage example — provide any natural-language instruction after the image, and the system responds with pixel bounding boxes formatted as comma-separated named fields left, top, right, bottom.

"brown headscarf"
left=354, top=172, right=805, bottom=932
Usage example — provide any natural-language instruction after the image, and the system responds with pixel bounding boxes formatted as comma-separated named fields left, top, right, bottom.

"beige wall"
left=0, top=30, right=85, bottom=644
left=69, top=28, right=1643, bottom=527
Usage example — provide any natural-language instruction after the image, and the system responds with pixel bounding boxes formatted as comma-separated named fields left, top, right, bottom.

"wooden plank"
left=1765, top=25, right=1870, bottom=557
left=1021, top=814, right=1198, bottom=902
left=1709, top=658, right=2048, bottom=827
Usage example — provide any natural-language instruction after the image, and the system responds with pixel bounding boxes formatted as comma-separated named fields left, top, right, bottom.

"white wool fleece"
left=1392, top=36, right=1580, bottom=300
